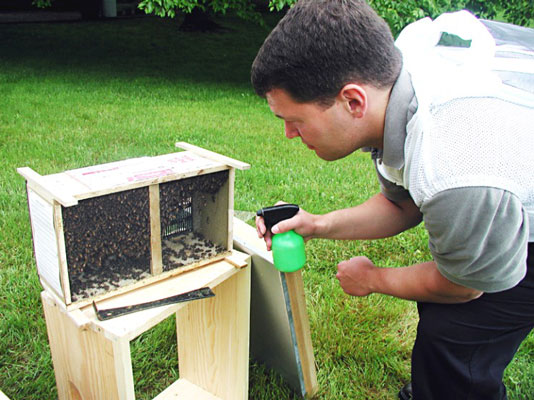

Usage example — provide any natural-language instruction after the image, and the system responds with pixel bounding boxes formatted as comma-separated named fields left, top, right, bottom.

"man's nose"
left=284, top=121, right=300, bottom=139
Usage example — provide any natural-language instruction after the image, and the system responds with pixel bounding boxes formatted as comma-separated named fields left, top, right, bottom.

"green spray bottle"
left=256, top=204, right=306, bottom=273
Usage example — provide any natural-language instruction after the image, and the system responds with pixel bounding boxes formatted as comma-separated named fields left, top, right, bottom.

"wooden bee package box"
left=18, top=143, right=249, bottom=310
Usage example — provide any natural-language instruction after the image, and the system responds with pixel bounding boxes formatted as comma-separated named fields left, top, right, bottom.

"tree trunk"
left=179, top=8, right=224, bottom=32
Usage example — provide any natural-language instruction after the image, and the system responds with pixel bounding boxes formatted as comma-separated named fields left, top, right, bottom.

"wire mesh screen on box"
left=163, top=200, right=193, bottom=237
left=159, top=171, right=229, bottom=272
left=158, top=171, right=229, bottom=236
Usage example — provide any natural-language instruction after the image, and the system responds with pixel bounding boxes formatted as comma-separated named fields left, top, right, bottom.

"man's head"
left=251, top=0, right=401, bottom=106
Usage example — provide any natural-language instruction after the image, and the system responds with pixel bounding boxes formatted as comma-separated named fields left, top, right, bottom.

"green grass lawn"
left=0, top=12, right=532, bottom=400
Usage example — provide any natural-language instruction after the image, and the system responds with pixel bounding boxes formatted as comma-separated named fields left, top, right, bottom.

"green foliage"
left=497, top=0, right=534, bottom=27
left=367, top=0, right=516, bottom=36
left=30, top=0, right=533, bottom=29
left=31, top=0, right=52, bottom=8
left=369, top=0, right=532, bottom=31
left=268, top=0, right=296, bottom=12
left=136, top=0, right=296, bottom=19
left=137, top=0, right=258, bottom=19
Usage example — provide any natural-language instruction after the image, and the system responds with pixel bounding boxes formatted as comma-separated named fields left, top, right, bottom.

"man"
left=251, top=1, right=534, bottom=399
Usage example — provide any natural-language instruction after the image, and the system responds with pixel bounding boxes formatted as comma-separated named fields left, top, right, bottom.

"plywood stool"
left=41, top=251, right=251, bottom=400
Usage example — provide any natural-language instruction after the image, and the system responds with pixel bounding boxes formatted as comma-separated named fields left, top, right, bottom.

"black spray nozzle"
left=257, top=204, right=300, bottom=231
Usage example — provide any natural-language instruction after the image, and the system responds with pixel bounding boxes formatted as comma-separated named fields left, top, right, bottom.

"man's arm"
left=336, top=187, right=530, bottom=304
left=336, top=257, right=483, bottom=304
left=257, top=193, right=422, bottom=250
left=314, top=193, right=422, bottom=240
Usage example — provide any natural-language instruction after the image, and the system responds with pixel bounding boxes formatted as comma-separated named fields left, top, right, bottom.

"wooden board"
left=42, top=291, right=127, bottom=400
left=177, top=263, right=250, bottom=400
left=232, top=217, right=318, bottom=399
left=153, top=379, right=221, bottom=400
left=149, top=184, right=163, bottom=275
left=53, top=202, right=71, bottom=304
left=26, top=187, right=64, bottom=301
left=82, top=254, right=247, bottom=341
left=175, top=142, right=250, bottom=171
left=18, top=150, right=232, bottom=206
left=18, top=167, right=78, bottom=206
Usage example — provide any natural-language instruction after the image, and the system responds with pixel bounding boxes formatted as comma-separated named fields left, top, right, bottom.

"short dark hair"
left=251, top=0, right=402, bottom=105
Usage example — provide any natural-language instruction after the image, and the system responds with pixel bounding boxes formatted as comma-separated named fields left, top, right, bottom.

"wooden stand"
left=41, top=251, right=251, bottom=400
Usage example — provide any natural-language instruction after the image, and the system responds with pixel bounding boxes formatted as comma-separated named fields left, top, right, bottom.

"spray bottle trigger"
left=256, top=204, right=300, bottom=231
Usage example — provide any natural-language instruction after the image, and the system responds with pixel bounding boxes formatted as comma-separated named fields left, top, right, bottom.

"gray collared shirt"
left=365, top=67, right=529, bottom=293
left=363, top=67, right=416, bottom=203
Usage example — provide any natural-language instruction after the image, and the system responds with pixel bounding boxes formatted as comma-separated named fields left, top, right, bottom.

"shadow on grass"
left=0, top=13, right=280, bottom=89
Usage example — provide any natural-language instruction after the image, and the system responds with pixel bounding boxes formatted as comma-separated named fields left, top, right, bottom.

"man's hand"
left=256, top=202, right=318, bottom=251
left=336, top=256, right=378, bottom=297
left=335, top=257, right=483, bottom=303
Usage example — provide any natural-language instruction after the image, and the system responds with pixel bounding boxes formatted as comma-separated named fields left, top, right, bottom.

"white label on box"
left=66, top=151, right=220, bottom=191
left=27, top=189, right=62, bottom=295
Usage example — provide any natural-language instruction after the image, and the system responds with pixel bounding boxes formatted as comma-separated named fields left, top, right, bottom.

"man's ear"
left=338, top=84, right=368, bottom=118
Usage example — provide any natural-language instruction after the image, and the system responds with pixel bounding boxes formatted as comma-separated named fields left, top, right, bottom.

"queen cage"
left=18, top=143, right=250, bottom=309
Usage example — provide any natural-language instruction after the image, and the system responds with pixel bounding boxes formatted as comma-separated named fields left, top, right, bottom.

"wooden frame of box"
left=18, top=143, right=250, bottom=310
left=41, top=250, right=251, bottom=400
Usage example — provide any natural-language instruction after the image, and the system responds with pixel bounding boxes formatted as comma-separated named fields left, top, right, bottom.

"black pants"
left=412, top=243, right=534, bottom=400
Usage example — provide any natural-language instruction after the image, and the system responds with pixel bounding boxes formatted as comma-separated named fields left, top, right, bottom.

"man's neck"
left=363, top=84, right=393, bottom=150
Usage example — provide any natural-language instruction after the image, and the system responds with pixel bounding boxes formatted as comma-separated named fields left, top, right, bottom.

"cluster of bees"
left=162, top=232, right=226, bottom=271
left=63, top=187, right=152, bottom=300
left=69, top=264, right=151, bottom=302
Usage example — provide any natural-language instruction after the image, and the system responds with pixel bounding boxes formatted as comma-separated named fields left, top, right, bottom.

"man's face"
left=266, top=88, right=363, bottom=161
